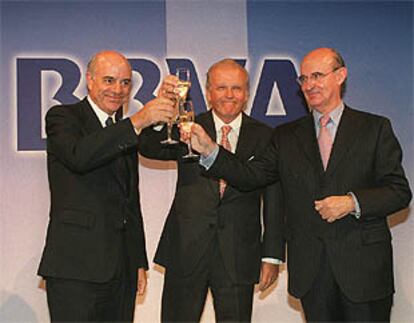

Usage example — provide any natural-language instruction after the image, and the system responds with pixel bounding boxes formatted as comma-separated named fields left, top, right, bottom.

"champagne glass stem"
left=187, top=140, right=192, bottom=154
left=167, top=121, right=173, bottom=141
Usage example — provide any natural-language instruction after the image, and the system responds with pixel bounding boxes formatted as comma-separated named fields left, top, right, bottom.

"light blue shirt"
left=312, top=102, right=344, bottom=140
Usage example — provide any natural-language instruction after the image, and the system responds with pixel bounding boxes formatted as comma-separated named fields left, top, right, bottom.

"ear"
left=337, top=67, right=348, bottom=86
left=86, top=72, right=93, bottom=91
left=206, top=88, right=212, bottom=107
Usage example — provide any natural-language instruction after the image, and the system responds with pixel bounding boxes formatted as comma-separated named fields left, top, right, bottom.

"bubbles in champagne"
left=179, top=111, right=194, bottom=133
left=175, top=81, right=191, bottom=101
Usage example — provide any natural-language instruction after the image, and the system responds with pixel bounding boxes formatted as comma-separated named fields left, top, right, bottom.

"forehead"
left=93, top=58, right=132, bottom=79
left=209, top=65, right=248, bottom=85
left=300, top=52, right=335, bottom=74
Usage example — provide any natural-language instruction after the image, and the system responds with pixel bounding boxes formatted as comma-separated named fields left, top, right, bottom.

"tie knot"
left=221, top=125, right=232, bottom=137
left=319, top=114, right=331, bottom=127
left=105, top=116, right=115, bottom=127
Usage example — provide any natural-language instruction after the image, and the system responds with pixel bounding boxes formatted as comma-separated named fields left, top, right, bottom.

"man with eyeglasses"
left=186, top=47, right=412, bottom=322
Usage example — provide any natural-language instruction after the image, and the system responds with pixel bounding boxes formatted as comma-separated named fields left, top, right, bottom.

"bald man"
left=189, top=48, right=411, bottom=322
left=38, top=50, right=176, bottom=322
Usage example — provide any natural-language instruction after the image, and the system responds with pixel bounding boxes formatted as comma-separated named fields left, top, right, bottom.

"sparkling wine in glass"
left=179, top=100, right=199, bottom=160
left=175, top=68, right=191, bottom=102
left=160, top=68, right=191, bottom=145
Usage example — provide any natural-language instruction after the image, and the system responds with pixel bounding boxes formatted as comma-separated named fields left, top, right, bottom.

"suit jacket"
left=38, top=98, right=148, bottom=285
left=208, top=106, right=412, bottom=302
left=138, top=111, right=285, bottom=284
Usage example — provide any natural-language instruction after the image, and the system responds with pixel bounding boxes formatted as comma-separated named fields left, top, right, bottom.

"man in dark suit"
left=189, top=48, right=412, bottom=322
left=38, top=50, right=176, bottom=322
left=138, top=59, right=283, bottom=322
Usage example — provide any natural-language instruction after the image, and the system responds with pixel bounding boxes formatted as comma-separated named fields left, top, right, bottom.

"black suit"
left=38, top=98, right=148, bottom=321
left=139, top=111, right=284, bottom=321
left=207, top=106, right=412, bottom=321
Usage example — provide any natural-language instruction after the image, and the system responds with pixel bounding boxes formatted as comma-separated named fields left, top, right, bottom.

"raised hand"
left=179, top=123, right=217, bottom=157
left=157, top=75, right=178, bottom=101
left=130, top=96, right=176, bottom=131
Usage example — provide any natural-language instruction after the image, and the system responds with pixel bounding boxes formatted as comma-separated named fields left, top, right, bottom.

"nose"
left=302, top=78, right=316, bottom=91
left=225, top=87, right=234, bottom=98
left=112, top=81, right=122, bottom=94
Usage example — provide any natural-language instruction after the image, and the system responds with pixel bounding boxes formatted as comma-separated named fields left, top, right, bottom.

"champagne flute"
left=160, top=113, right=179, bottom=145
left=179, top=100, right=199, bottom=159
left=175, top=68, right=191, bottom=102
left=160, top=68, right=191, bottom=145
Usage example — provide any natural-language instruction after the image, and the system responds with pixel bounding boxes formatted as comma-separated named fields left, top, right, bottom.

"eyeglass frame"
left=296, top=66, right=342, bottom=86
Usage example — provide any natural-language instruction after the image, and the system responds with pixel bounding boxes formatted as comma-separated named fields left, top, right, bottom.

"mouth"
left=306, top=90, right=320, bottom=98
left=106, top=95, right=123, bottom=103
left=221, top=100, right=236, bottom=106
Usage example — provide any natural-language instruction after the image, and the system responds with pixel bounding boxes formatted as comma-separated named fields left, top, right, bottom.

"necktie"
left=105, top=116, right=115, bottom=127
left=219, top=125, right=232, bottom=198
left=318, top=114, right=333, bottom=170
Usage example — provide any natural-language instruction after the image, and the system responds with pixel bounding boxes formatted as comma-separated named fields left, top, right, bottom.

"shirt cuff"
left=262, top=258, right=283, bottom=265
left=348, top=191, right=361, bottom=219
left=153, top=124, right=164, bottom=132
left=199, top=146, right=219, bottom=170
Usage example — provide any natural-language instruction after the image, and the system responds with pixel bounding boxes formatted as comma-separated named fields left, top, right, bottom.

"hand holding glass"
left=161, top=68, right=191, bottom=144
left=179, top=100, right=199, bottom=159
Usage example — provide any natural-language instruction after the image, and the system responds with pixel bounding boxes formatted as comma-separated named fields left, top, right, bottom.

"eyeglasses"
left=296, top=67, right=341, bottom=86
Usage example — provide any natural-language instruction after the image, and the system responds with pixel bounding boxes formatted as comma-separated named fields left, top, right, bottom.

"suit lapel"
left=234, top=114, right=255, bottom=161
left=81, top=98, right=131, bottom=195
left=326, top=107, right=362, bottom=175
left=198, top=111, right=217, bottom=142
left=80, top=98, right=104, bottom=133
left=293, top=114, right=323, bottom=172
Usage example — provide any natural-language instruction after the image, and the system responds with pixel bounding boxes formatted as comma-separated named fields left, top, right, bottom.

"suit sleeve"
left=46, top=105, right=138, bottom=173
left=208, top=128, right=281, bottom=191
left=137, top=126, right=182, bottom=161
left=353, top=118, right=412, bottom=219
left=262, top=180, right=286, bottom=261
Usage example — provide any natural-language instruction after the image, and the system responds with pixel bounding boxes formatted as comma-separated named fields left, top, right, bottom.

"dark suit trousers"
left=161, top=237, right=254, bottom=322
left=46, top=232, right=137, bottom=322
left=300, top=248, right=393, bottom=322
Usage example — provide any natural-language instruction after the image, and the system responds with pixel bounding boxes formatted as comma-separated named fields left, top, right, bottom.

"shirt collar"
left=87, top=96, right=115, bottom=128
left=312, top=102, right=345, bottom=128
left=212, top=110, right=243, bottom=133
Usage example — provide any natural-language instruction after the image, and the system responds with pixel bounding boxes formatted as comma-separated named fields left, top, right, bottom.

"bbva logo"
left=16, top=57, right=307, bottom=151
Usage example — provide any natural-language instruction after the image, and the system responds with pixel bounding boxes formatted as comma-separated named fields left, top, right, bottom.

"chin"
left=107, top=102, right=122, bottom=109
left=308, top=100, right=322, bottom=108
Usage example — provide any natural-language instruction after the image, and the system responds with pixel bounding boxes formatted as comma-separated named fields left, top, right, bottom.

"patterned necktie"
left=219, top=125, right=232, bottom=198
left=318, top=114, right=333, bottom=170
